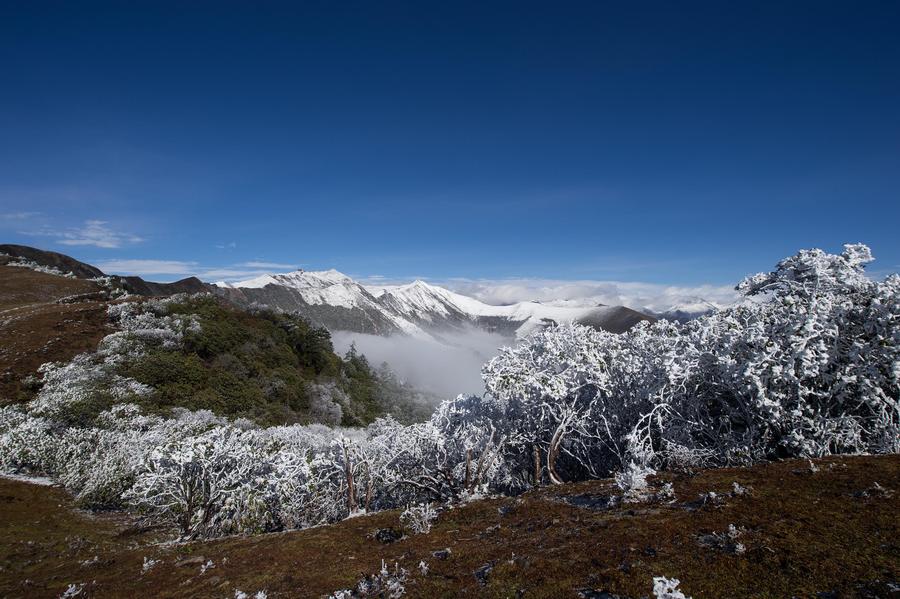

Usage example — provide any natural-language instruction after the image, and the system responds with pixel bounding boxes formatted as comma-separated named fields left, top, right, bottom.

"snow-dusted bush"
left=60, top=583, right=86, bottom=598
left=653, top=576, right=691, bottom=599
left=90, top=276, right=130, bottom=299
left=141, top=556, right=159, bottom=574
left=480, top=244, right=899, bottom=480
left=0, top=407, right=57, bottom=474
left=126, top=426, right=275, bottom=538
left=27, top=354, right=154, bottom=423
left=400, top=503, right=437, bottom=534
left=481, top=319, right=673, bottom=485
left=5, top=256, right=75, bottom=278
left=644, top=244, right=900, bottom=463
left=615, top=462, right=656, bottom=502
left=327, top=560, right=408, bottom=599
left=24, top=299, right=198, bottom=425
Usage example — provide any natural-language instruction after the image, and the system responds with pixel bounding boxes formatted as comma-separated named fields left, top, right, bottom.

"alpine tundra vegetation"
left=1, top=244, right=897, bottom=544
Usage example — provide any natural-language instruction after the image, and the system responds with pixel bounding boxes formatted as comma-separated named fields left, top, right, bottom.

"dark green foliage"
left=118, top=296, right=424, bottom=427
left=55, top=391, right=117, bottom=428
left=338, top=344, right=380, bottom=426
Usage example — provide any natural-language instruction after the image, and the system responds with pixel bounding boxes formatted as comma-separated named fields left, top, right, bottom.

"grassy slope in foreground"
left=1, top=455, right=897, bottom=598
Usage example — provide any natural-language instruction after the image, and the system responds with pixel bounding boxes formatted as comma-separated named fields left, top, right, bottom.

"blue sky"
left=1, top=1, right=898, bottom=289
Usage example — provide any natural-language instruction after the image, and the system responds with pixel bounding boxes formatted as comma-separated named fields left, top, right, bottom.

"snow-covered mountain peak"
left=369, top=279, right=462, bottom=320
left=216, top=268, right=656, bottom=339
left=222, top=268, right=354, bottom=289
left=275, top=269, right=354, bottom=288
left=220, top=268, right=374, bottom=310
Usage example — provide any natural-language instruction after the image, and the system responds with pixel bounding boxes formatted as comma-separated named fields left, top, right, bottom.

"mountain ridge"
left=1, top=244, right=660, bottom=338
left=0, top=244, right=208, bottom=297
left=218, top=268, right=657, bottom=338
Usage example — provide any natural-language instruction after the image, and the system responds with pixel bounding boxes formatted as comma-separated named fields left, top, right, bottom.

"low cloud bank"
left=332, top=329, right=513, bottom=399
left=440, top=278, right=739, bottom=313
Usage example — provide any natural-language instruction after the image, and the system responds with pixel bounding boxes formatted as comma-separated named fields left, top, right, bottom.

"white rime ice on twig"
left=400, top=503, right=437, bottom=534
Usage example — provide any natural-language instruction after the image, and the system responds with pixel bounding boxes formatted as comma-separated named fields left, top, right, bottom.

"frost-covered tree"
left=126, top=427, right=273, bottom=538
left=482, top=322, right=669, bottom=483
left=482, top=243, right=899, bottom=475
left=648, top=243, right=900, bottom=462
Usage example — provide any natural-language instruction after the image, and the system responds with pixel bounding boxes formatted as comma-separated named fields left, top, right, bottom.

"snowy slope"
left=218, top=269, right=366, bottom=308
left=217, top=269, right=428, bottom=336
left=366, top=280, right=642, bottom=338
left=218, top=270, right=654, bottom=338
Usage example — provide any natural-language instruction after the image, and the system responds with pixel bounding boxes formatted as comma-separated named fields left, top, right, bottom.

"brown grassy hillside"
left=1, top=455, right=897, bottom=598
left=0, top=261, right=110, bottom=402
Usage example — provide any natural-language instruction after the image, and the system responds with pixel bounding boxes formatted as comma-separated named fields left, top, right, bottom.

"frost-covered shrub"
left=480, top=244, right=899, bottom=480
left=649, top=244, right=900, bottom=462
left=659, top=443, right=716, bottom=472
left=400, top=503, right=437, bottom=534
left=54, top=427, right=143, bottom=507
left=0, top=407, right=57, bottom=474
left=126, top=426, right=275, bottom=538
left=653, top=576, right=691, bottom=599
left=28, top=354, right=153, bottom=424
left=23, top=299, right=198, bottom=426
left=481, top=319, right=672, bottom=485
left=141, top=557, right=159, bottom=574
left=327, top=560, right=408, bottom=599
left=60, top=583, right=86, bottom=598
left=615, top=462, right=656, bottom=502
left=5, top=257, right=75, bottom=278
left=697, top=524, right=746, bottom=555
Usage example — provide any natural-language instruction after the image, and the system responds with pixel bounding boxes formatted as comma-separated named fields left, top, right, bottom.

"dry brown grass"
left=0, top=260, right=101, bottom=310
left=1, top=455, right=897, bottom=598
left=0, top=264, right=111, bottom=402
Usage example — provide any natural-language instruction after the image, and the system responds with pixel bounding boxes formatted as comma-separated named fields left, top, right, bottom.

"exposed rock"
left=432, top=548, right=451, bottom=560
left=563, top=493, right=620, bottom=510
left=473, top=562, right=494, bottom=586
left=372, top=528, right=403, bottom=544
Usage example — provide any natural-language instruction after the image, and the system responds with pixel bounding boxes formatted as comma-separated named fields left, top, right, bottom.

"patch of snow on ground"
left=1, top=472, right=57, bottom=486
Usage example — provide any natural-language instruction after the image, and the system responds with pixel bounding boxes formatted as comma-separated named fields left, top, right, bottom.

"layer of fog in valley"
left=332, top=328, right=513, bottom=399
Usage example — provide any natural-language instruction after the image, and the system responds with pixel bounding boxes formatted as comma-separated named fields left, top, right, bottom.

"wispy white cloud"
left=359, top=273, right=739, bottom=312
left=197, top=267, right=282, bottom=279
left=215, top=241, right=237, bottom=249
left=94, top=257, right=297, bottom=282
left=0, top=211, right=41, bottom=221
left=24, top=220, right=144, bottom=249
left=238, top=261, right=299, bottom=269
left=94, top=259, right=198, bottom=276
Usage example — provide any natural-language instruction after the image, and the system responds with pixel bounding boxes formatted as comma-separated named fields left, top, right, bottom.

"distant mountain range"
left=215, top=270, right=656, bottom=339
left=2, top=244, right=720, bottom=340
